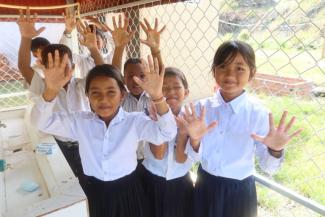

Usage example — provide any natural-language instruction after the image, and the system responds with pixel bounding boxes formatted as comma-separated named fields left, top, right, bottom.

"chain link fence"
left=0, top=0, right=325, bottom=216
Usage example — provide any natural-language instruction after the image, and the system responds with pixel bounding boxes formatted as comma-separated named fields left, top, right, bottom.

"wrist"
left=64, top=29, right=72, bottom=35
left=150, top=94, right=164, bottom=101
left=190, top=138, right=201, bottom=152
left=43, top=88, right=59, bottom=102
left=151, top=48, right=160, bottom=56
left=268, top=147, right=283, bottom=158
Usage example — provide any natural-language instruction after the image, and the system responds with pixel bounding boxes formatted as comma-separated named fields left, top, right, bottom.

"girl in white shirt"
left=177, top=41, right=302, bottom=217
left=141, top=67, right=194, bottom=217
left=31, top=51, right=177, bottom=217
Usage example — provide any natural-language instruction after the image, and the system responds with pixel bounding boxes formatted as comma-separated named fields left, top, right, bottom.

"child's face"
left=88, top=76, right=124, bottom=123
left=32, top=48, right=42, bottom=60
left=124, top=63, right=145, bottom=97
left=213, top=53, right=252, bottom=101
left=163, top=75, right=189, bottom=115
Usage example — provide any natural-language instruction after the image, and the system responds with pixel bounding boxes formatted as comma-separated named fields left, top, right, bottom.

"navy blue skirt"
left=194, top=166, right=257, bottom=217
left=140, top=165, right=194, bottom=217
left=84, top=170, right=149, bottom=217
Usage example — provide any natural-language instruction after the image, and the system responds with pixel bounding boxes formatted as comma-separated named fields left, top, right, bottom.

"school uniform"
left=141, top=136, right=194, bottom=217
left=29, top=71, right=90, bottom=191
left=31, top=97, right=177, bottom=217
left=59, top=32, right=114, bottom=78
left=188, top=90, right=284, bottom=217
left=122, top=91, right=151, bottom=162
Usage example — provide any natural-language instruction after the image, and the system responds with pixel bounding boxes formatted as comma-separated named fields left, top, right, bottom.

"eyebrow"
left=89, top=87, right=117, bottom=90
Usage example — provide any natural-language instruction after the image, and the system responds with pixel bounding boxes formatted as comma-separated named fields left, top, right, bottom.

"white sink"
left=0, top=106, right=88, bottom=217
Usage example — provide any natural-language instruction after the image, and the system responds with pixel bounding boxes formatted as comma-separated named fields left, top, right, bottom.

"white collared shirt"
left=188, top=90, right=284, bottom=180
left=142, top=137, right=193, bottom=180
left=122, top=92, right=151, bottom=160
left=31, top=98, right=177, bottom=181
left=29, top=71, right=90, bottom=142
left=121, top=92, right=151, bottom=112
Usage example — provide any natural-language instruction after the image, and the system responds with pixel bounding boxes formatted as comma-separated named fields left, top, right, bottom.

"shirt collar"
left=214, top=90, right=247, bottom=114
left=92, top=106, right=126, bottom=125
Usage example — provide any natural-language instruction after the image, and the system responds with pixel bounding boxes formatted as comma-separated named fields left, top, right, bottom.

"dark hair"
left=212, top=40, right=256, bottom=79
left=31, top=37, right=50, bottom=52
left=85, top=64, right=126, bottom=94
left=165, top=67, right=189, bottom=89
left=89, top=24, right=105, bottom=39
left=123, top=58, right=143, bottom=73
left=41, top=44, right=73, bottom=68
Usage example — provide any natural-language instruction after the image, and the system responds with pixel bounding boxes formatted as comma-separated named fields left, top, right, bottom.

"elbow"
left=153, top=152, right=165, bottom=160
left=176, top=155, right=187, bottom=163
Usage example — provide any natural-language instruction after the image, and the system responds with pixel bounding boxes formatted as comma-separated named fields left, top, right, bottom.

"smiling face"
left=213, top=52, right=252, bottom=102
left=88, top=76, right=125, bottom=123
left=163, top=75, right=189, bottom=115
left=124, top=62, right=146, bottom=98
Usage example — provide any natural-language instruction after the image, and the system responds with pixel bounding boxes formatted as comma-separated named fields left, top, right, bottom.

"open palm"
left=17, top=7, right=45, bottom=38
left=251, top=111, right=302, bottom=151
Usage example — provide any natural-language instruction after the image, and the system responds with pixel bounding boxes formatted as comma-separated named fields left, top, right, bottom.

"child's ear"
left=184, top=89, right=190, bottom=98
left=249, top=69, right=256, bottom=81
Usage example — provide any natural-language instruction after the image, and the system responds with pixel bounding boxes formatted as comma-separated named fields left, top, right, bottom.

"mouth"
left=98, top=105, right=112, bottom=110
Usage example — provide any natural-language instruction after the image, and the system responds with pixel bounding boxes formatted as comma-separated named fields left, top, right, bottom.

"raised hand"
left=251, top=111, right=303, bottom=151
left=133, top=56, right=164, bottom=100
left=176, top=103, right=217, bottom=141
left=102, top=14, right=135, bottom=48
left=62, top=8, right=76, bottom=34
left=43, top=50, right=73, bottom=94
left=17, top=7, right=45, bottom=39
left=77, top=20, right=97, bottom=49
left=140, top=18, right=166, bottom=54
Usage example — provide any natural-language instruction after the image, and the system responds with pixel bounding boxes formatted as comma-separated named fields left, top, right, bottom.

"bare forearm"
left=175, top=133, right=188, bottom=163
left=43, top=88, right=59, bottom=102
left=150, top=143, right=167, bottom=160
left=112, top=46, right=125, bottom=70
left=89, top=47, right=105, bottom=65
left=18, top=37, right=34, bottom=84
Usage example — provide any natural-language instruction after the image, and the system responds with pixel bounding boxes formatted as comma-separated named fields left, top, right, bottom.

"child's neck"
left=99, top=108, right=120, bottom=127
left=131, top=92, right=143, bottom=100
left=220, top=90, right=244, bottom=102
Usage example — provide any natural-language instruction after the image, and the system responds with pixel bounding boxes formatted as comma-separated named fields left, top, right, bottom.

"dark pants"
left=55, top=138, right=88, bottom=192
left=194, top=165, right=257, bottom=217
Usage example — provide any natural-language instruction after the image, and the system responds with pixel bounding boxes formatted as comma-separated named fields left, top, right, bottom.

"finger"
left=62, top=12, right=66, bottom=19
left=177, top=115, right=190, bottom=128
left=19, top=9, right=24, bottom=20
left=76, top=20, right=85, bottom=34
left=26, top=6, right=30, bottom=20
left=159, top=64, right=165, bottom=78
left=269, top=113, right=275, bottom=132
left=123, top=16, right=129, bottom=30
left=47, top=52, right=54, bottom=69
left=153, top=57, right=159, bottom=74
left=60, top=53, right=69, bottom=69
left=184, top=104, right=191, bottom=117
left=133, top=76, right=144, bottom=87
left=78, top=37, right=85, bottom=46
left=84, top=21, right=91, bottom=33
left=36, top=26, right=46, bottom=35
left=112, top=16, right=117, bottom=30
left=147, top=55, right=154, bottom=74
left=140, top=21, right=148, bottom=32
left=118, top=14, right=122, bottom=28
left=251, top=133, right=264, bottom=143
left=289, top=129, right=303, bottom=139
left=144, top=18, right=152, bottom=30
left=92, top=24, right=96, bottom=34
left=127, top=30, right=135, bottom=41
left=54, top=50, right=60, bottom=68
left=154, top=18, right=158, bottom=30
left=284, top=116, right=296, bottom=133
left=198, top=105, right=205, bottom=120
left=32, top=13, right=38, bottom=22
left=278, top=111, right=288, bottom=131
left=207, top=121, right=218, bottom=132
left=158, top=25, right=166, bottom=34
